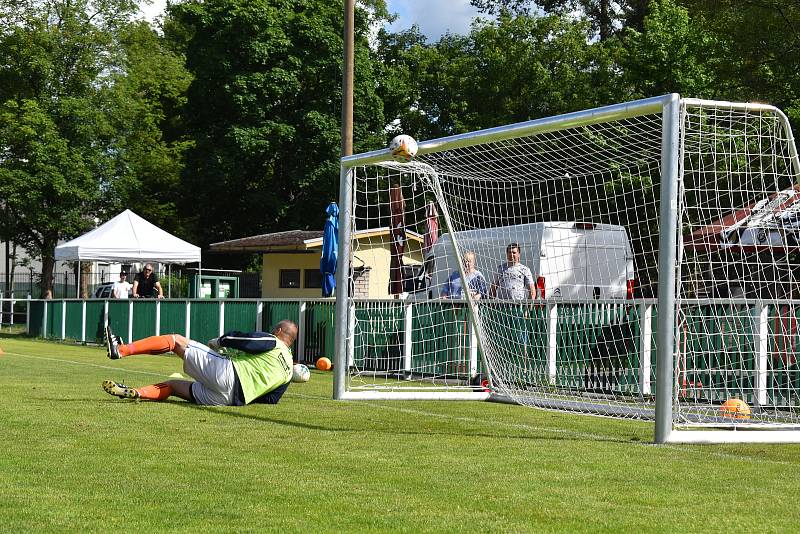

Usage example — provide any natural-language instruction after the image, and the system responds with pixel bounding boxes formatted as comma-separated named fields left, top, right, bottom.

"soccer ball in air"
left=720, top=398, right=751, bottom=419
left=389, top=134, right=418, bottom=163
left=292, top=363, right=310, bottom=383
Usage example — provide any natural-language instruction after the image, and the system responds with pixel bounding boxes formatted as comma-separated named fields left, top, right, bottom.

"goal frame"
left=333, top=93, right=800, bottom=444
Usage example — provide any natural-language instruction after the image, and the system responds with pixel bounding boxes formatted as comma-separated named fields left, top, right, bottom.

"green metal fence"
left=8, top=296, right=799, bottom=407
left=22, top=298, right=334, bottom=365
left=680, top=302, right=800, bottom=408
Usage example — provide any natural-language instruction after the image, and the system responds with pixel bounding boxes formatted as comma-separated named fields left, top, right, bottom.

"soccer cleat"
left=102, top=380, right=140, bottom=399
left=105, top=324, right=122, bottom=360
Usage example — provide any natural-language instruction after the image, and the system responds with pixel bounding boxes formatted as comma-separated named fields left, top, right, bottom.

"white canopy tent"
left=54, top=210, right=201, bottom=297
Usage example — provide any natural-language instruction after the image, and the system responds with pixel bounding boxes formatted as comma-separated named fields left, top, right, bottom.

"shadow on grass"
left=166, top=398, right=632, bottom=443
left=0, top=329, right=32, bottom=339
left=173, top=399, right=353, bottom=432
left=41, top=391, right=633, bottom=443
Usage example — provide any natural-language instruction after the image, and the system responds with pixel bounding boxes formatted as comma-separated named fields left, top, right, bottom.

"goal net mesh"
left=678, top=102, right=800, bottom=428
left=343, top=98, right=800, bottom=429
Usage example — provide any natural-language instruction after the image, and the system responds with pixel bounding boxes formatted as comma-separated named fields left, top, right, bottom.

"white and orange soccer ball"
left=389, top=134, right=418, bottom=163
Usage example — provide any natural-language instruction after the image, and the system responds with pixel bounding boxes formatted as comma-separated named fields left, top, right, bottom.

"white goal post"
left=333, top=94, right=800, bottom=444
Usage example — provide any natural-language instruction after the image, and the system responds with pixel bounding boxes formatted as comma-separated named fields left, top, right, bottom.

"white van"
left=417, top=222, right=635, bottom=300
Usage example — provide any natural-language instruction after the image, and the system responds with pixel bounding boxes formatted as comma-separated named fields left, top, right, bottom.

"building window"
left=304, top=269, right=323, bottom=288
left=279, top=269, right=301, bottom=288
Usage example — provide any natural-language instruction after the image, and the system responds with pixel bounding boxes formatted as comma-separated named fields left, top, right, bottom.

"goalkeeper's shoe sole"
left=105, top=324, right=122, bottom=360
left=102, top=380, right=139, bottom=399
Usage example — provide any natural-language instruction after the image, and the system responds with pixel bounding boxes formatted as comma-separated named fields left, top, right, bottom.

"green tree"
left=166, top=0, right=388, bottom=252
left=0, top=0, right=193, bottom=293
left=461, top=13, right=626, bottom=127
left=375, top=27, right=471, bottom=139
left=622, top=0, right=725, bottom=99
left=470, top=0, right=650, bottom=39
left=0, top=0, right=135, bottom=293
left=677, top=0, right=800, bottom=128
left=377, top=12, right=627, bottom=139
left=108, top=21, right=193, bottom=232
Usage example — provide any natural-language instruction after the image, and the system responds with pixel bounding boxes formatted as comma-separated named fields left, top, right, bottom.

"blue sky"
left=138, top=1, right=483, bottom=40
left=385, top=0, right=483, bottom=40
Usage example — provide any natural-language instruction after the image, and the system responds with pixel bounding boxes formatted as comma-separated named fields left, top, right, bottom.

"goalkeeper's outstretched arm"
left=208, top=331, right=278, bottom=354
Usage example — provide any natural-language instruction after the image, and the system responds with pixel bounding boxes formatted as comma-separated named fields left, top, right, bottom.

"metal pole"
left=298, top=300, right=306, bottom=362
left=655, top=94, right=681, bottom=444
left=333, top=166, right=353, bottom=399
left=333, top=0, right=354, bottom=399
left=4, top=240, right=9, bottom=324
left=341, top=0, right=354, bottom=158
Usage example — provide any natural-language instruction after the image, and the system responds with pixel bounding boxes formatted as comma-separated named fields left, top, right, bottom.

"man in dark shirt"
left=132, top=263, right=164, bottom=298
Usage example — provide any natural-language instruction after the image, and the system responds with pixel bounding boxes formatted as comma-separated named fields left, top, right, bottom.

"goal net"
left=334, top=94, right=800, bottom=443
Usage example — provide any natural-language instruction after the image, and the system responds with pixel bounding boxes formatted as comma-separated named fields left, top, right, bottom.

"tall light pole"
left=335, top=0, right=354, bottom=400
left=341, top=0, right=354, bottom=157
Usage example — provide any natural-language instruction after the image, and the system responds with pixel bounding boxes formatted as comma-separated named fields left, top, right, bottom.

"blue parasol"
left=321, top=202, right=339, bottom=297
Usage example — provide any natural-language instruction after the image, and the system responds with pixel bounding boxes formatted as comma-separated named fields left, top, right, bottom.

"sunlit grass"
left=1, top=333, right=799, bottom=532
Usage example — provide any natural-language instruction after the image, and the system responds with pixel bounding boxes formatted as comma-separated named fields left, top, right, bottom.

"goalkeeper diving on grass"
left=101, top=320, right=298, bottom=406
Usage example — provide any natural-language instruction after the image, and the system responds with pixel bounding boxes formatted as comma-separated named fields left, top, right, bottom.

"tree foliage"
left=108, top=21, right=193, bottom=232
left=470, top=0, right=649, bottom=39
left=0, top=0, right=192, bottom=291
left=676, top=0, right=800, bottom=126
left=0, top=0, right=134, bottom=291
left=622, top=0, right=725, bottom=99
left=4, top=0, right=800, bottom=283
left=164, top=0, right=387, bottom=254
left=377, top=12, right=627, bottom=139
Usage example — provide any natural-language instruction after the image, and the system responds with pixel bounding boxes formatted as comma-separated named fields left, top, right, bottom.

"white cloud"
left=137, top=0, right=166, bottom=23
left=137, top=1, right=484, bottom=39
left=387, top=0, right=484, bottom=40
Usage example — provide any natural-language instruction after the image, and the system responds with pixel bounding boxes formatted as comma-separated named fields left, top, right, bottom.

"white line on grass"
left=2, top=350, right=178, bottom=379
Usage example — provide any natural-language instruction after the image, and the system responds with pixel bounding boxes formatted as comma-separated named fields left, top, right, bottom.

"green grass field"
left=1, top=332, right=799, bottom=533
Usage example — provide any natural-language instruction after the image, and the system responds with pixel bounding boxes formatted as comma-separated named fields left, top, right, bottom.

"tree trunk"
left=40, top=233, right=58, bottom=298
left=626, top=0, right=649, bottom=33
left=599, top=0, right=611, bottom=41
left=40, top=254, right=55, bottom=298
left=80, top=262, right=91, bottom=298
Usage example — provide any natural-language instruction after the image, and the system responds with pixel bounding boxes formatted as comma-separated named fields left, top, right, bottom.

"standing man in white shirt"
left=490, top=243, right=535, bottom=300
left=111, top=271, right=132, bottom=299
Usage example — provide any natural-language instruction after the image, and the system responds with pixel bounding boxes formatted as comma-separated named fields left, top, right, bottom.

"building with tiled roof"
left=210, top=228, right=424, bottom=298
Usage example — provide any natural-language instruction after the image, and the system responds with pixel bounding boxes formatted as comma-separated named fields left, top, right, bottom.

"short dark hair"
left=506, top=242, right=520, bottom=253
left=120, top=272, right=128, bottom=276
left=273, top=320, right=298, bottom=341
